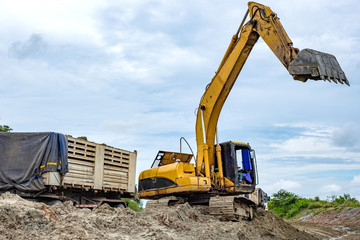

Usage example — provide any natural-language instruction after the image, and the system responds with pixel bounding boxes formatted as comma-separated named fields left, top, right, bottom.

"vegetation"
left=0, top=125, right=12, bottom=132
left=121, top=198, right=143, bottom=212
left=268, top=189, right=360, bottom=219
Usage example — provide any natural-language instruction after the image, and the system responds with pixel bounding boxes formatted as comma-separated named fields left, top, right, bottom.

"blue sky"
left=1, top=0, right=359, bottom=200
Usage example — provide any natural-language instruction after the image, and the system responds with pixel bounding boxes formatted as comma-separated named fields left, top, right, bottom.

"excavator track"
left=146, top=195, right=256, bottom=221
left=209, top=196, right=256, bottom=221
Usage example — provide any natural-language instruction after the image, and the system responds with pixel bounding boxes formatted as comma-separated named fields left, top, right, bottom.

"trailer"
left=0, top=132, right=137, bottom=207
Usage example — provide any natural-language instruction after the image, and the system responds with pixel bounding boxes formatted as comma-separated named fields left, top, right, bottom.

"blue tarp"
left=0, top=132, right=68, bottom=192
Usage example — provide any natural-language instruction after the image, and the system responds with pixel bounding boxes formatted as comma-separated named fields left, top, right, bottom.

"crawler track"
left=209, top=196, right=256, bottom=221
left=146, top=195, right=256, bottom=221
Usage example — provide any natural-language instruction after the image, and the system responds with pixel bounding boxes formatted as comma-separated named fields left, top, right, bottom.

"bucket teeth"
left=288, top=48, right=349, bottom=86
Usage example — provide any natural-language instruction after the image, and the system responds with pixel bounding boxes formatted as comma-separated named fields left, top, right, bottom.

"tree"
left=271, top=189, right=299, bottom=206
left=268, top=189, right=300, bottom=218
left=0, top=125, right=13, bottom=132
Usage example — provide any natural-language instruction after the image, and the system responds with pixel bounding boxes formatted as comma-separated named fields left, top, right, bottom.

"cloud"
left=103, top=30, right=206, bottom=84
left=0, top=0, right=104, bottom=48
left=262, top=123, right=360, bottom=161
left=8, top=34, right=47, bottom=60
left=100, top=111, right=193, bottom=135
left=332, top=122, right=360, bottom=152
left=321, top=184, right=342, bottom=193
left=264, top=179, right=302, bottom=193
left=255, top=123, right=360, bottom=199
left=351, top=175, right=360, bottom=186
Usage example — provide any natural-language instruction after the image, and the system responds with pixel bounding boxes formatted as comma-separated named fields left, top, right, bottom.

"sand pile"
left=0, top=192, right=316, bottom=240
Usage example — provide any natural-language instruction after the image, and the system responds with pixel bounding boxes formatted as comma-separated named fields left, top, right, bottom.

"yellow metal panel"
left=231, top=141, right=248, bottom=146
left=183, top=163, right=195, bottom=174
left=138, top=176, right=211, bottom=199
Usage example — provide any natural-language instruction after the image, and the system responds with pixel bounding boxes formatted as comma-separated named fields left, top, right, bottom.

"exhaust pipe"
left=288, top=49, right=349, bottom=86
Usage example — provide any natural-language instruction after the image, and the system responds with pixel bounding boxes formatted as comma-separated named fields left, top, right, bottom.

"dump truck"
left=0, top=132, right=137, bottom=207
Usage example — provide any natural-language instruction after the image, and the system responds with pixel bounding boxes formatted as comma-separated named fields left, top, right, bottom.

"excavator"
left=138, top=2, right=349, bottom=220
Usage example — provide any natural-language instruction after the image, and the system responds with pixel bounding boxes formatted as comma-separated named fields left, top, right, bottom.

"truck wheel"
left=114, top=203, right=126, bottom=208
left=48, top=200, right=63, bottom=206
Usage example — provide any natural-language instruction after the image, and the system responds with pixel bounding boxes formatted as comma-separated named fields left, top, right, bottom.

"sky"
left=1, top=0, right=359, bottom=201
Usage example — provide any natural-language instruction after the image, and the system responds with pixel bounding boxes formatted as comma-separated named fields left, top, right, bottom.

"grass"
left=313, top=209, right=323, bottom=216
left=268, top=190, right=360, bottom=219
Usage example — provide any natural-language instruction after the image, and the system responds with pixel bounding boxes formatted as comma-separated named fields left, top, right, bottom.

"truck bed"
left=42, top=135, right=137, bottom=194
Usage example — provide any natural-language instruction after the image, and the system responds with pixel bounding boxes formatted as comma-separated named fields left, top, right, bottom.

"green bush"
left=308, top=202, right=322, bottom=209
left=334, top=195, right=346, bottom=205
left=0, top=125, right=12, bottom=132
left=268, top=189, right=300, bottom=218
left=285, top=207, right=300, bottom=219
left=284, top=198, right=309, bottom=219
left=332, top=194, right=360, bottom=208
left=268, top=191, right=360, bottom=219
left=121, top=198, right=143, bottom=212
left=322, top=202, right=333, bottom=208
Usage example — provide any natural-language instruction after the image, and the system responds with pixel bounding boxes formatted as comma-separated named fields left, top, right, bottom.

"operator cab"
left=216, top=141, right=258, bottom=192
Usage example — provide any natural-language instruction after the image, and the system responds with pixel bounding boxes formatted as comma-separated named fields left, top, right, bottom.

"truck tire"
left=114, top=203, right=126, bottom=208
left=48, top=200, right=63, bottom=206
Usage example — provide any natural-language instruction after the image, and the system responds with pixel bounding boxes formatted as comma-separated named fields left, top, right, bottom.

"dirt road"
left=289, top=221, right=360, bottom=240
left=289, top=207, right=360, bottom=240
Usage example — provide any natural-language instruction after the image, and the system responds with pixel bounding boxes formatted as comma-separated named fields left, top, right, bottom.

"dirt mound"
left=0, top=192, right=317, bottom=240
left=306, top=207, right=360, bottom=227
left=298, top=207, right=360, bottom=239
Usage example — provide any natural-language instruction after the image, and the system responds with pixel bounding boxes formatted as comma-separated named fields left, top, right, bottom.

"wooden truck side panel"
left=43, top=136, right=137, bottom=194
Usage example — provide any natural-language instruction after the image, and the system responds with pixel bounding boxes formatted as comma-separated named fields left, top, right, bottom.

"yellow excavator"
left=138, top=2, right=349, bottom=220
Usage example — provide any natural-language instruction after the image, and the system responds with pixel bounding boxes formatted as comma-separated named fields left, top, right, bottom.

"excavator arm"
left=195, top=2, right=349, bottom=180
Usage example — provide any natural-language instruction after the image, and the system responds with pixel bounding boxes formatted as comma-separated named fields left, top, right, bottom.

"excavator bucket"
left=288, top=49, right=349, bottom=86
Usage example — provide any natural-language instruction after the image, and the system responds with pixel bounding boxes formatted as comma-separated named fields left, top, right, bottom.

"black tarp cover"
left=0, top=132, right=68, bottom=192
